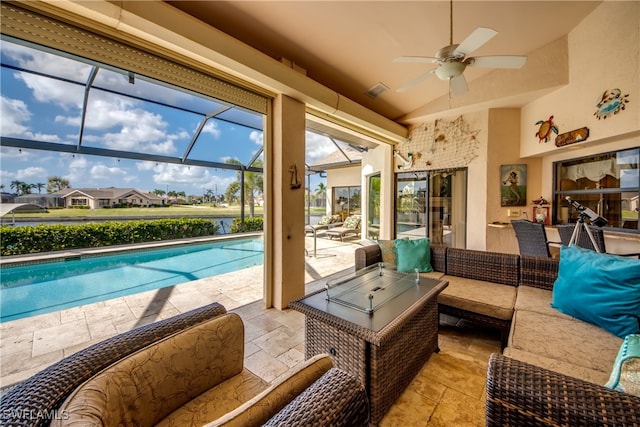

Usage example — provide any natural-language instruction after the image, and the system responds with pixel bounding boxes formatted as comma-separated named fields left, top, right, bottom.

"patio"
left=0, top=235, right=499, bottom=425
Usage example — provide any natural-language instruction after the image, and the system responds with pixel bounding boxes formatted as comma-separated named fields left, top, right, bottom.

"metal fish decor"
left=594, top=88, right=629, bottom=119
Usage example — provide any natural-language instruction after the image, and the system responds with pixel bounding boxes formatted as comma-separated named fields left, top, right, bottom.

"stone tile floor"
left=0, top=235, right=501, bottom=425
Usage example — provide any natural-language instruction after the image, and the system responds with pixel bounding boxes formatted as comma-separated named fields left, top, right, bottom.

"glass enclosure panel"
left=367, top=173, right=381, bottom=239
left=332, top=186, right=361, bottom=220
left=396, top=172, right=427, bottom=238
left=554, top=148, right=639, bottom=230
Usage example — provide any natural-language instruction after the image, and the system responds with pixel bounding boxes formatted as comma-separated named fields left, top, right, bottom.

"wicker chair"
left=511, top=219, right=551, bottom=257
left=557, top=223, right=640, bottom=257
left=556, top=223, right=606, bottom=252
left=0, top=302, right=228, bottom=427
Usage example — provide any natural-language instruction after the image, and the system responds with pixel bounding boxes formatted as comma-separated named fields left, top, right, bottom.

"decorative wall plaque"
left=555, top=127, right=589, bottom=147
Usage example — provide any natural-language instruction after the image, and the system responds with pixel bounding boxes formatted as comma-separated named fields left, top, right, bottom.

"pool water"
left=0, top=238, right=263, bottom=322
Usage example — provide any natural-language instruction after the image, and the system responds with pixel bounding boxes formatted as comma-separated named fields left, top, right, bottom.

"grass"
left=11, top=205, right=327, bottom=218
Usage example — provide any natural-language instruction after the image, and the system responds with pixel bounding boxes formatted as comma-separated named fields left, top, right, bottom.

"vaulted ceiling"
left=167, top=1, right=601, bottom=124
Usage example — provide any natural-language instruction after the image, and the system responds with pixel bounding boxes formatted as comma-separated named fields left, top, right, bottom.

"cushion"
left=507, top=309, right=622, bottom=375
left=551, top=245, right=640, bottom=338
left=378, top=239, right=398, bottom=270
left=343, top=215, right=360, bottom=229
left=439, top=276, right=516, bottom=320
left=55, top=314, right=246, bottom=426
left=605, top=334, right=640, bottom=396
left=206, top=354, right=334, bottom=427
left=317, top=215, right=333, bottom=225
left=395, top=238, right=433, bottom=273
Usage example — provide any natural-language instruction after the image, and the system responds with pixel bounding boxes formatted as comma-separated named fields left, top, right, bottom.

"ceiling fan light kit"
left=435, top=61, right=467, bottom=80
left=394, top=0, right=527, bottom=95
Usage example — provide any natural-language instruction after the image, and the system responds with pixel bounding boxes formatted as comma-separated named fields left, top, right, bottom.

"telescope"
left=565, top=196, right=608, bottom=227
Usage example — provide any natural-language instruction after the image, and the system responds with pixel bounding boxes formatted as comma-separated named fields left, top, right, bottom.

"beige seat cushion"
left=514, top=285, right=573, bottom=320
left=205, top=354, right=334, bottom=427
left=54, top=313, right=246, bottom=427
left=503, top=347, right=611, bottom=385
left=507, top=309, right=622, bottom=375
left=157, top=370, right=268, bottom=427
left=438, top=275, right=516, bottom=320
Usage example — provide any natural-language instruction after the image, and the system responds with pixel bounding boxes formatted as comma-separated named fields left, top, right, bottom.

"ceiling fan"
left=394, top=0, right=527, bottom=95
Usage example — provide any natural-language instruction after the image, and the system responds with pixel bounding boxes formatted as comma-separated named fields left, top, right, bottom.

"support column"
left=268, top=94, right=306, bottom=309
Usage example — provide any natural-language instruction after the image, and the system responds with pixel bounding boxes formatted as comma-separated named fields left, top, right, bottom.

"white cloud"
left=305, top=132, right=336, bottom=163
left=152, top=163, right=212, bottom=185
left=1, top=97, right=32, bottom=136
left=202, top=121, right=221, bottom=138
left=16, top=166, right=47, bottom=181
left=90, top=164, right=127, bottom=180
left=250, top=130, right=263, bottom=145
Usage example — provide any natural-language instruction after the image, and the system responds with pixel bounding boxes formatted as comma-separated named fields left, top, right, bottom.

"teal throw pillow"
left=395, top=238, right=433, bottom=273
left=551, top=245, right=640, bottom=338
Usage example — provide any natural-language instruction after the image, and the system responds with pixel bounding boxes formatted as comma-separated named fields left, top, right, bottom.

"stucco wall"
left=520, top=1, right=639, bottom=160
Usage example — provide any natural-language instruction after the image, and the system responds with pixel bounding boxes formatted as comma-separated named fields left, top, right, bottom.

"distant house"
left=52, top=188, right=165, bottom=209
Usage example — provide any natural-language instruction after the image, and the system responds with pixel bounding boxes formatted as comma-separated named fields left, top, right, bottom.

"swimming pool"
left=0, top=237, right=263, bottom=322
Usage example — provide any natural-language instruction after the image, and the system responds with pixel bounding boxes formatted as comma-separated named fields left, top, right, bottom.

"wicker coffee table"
left=290, top=265, right=448, bottom=425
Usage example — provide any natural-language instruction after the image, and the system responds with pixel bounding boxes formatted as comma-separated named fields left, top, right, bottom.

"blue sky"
left=1, top=39, right=330, bottom=198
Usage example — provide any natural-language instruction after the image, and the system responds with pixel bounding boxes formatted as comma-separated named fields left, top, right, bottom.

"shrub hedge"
left=0, top=218, right=219, bottom=256
left=229, top=216, right=263, bottom=233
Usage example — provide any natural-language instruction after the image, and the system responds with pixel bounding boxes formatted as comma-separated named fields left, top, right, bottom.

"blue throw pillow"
left=395, top=238, right=433, bottom=273
left=551, top=245, right=640, bottom=338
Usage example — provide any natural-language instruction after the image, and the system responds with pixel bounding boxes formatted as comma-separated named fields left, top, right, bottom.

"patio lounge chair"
left=326, top=215, right=361, bottom=241
left=305, top=214, right=342, bottom=236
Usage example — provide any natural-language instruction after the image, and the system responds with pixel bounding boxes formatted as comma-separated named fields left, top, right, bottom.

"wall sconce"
left=289, top=163, right=301, bottom=189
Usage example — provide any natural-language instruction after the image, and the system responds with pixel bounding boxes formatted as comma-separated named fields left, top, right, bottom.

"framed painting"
left=500, top=164, right=527, bottom=207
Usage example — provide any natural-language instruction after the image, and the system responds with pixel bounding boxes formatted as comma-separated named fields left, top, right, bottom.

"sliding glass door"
left=395, top=169, right=467, bottom=248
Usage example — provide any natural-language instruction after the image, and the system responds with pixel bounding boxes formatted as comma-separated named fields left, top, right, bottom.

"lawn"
left=13, top=205, right=261, bottom=218
left=11, top=205, right=326, bottom=218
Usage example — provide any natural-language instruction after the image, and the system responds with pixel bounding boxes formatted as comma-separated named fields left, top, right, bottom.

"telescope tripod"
left=569, top=213, right=603, bottom=253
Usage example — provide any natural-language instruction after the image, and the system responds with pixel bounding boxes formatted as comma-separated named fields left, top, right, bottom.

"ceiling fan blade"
left=450, top=74, right=468, bottom=96
left=393, top=56, right=438, bottom=64
left=453, top=27, right=497, bottom=57
left=396, top=69, right=436, bottom=93
left=468, top=55, right=527, bottom=69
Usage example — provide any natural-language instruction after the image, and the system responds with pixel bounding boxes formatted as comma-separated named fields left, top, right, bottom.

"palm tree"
left=10, top=180, right=24, bottom=195
left=315, top=182, right=327, bottom=208
left=47, top=176, right=70, bottom=193
left=225, top=158, right=263, bottom=217
left=35, top=183, right=45, bottom=194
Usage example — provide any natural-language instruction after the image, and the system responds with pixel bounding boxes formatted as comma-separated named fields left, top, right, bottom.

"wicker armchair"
left=511, top=219, right=552, bottom=257
left=486, top=353, right=640, bottom=427
left=0, top=302, right=228, bottom=427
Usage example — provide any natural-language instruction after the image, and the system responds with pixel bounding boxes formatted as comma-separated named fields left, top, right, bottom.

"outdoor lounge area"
left=1, top=1, right=639, bottom=426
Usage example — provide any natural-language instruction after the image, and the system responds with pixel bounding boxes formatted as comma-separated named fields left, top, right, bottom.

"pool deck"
left=0, top=234, right=364, bottom=389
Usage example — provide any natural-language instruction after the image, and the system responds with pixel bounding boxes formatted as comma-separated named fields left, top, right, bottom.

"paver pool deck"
left=0, top=234, right=362, bottom=389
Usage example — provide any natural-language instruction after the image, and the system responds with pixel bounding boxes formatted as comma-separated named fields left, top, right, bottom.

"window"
left=553, top=148, right=639, bottom=231
left=367, top=174, right=381, bottom=239
left=395, top=169, right=467, bottom=247
left=333, top=186, right=360, bottom=220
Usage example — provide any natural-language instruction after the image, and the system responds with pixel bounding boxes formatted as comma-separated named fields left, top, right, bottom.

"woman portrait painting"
left=500, top=165, right=527, bottom=207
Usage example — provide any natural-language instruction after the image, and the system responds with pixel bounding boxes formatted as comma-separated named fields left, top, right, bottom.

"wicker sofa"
left=356, top=242, right=640, bottom=425
left=1, top=303, right=369, bottom=427
left=486, top=255, right=640, bottom=426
